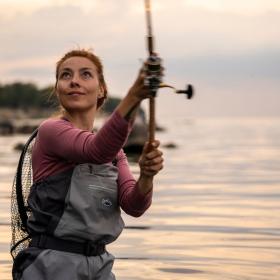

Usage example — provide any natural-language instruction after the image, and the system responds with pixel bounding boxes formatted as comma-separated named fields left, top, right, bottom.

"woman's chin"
left=63, top=103, right=97, bottom=113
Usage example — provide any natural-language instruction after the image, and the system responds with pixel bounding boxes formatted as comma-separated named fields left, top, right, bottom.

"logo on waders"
left=102, top=198, right=113, bottom=208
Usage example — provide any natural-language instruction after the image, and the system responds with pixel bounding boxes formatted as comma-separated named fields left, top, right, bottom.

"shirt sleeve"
left=38, top=110, right=133, bottom=164
left=116, top=149, right=152, bottom=217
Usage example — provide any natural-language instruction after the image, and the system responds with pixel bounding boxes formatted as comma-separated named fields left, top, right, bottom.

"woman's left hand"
left=139, top=140, right=164, bottom=178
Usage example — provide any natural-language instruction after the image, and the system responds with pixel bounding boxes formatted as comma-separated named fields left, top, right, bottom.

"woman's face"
left=56, top=56, right=103, bottom=113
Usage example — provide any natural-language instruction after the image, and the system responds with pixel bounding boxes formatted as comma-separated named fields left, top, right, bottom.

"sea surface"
left=0, top=116, right=280, bottom=280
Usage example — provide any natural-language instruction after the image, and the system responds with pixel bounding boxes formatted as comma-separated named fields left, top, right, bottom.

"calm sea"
left=0, top=116, right=280, bottom=280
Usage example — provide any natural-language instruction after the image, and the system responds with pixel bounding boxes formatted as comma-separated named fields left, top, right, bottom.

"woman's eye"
left=82, top=71, right=93, bottom=79
left=59, top=72, right=71, bottom=79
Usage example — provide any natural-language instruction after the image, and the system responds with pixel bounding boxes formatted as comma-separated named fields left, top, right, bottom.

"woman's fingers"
left=141, top=141, right=161, bottom=160
left=144, top=155, right=164, bottom=166
left=139, top=139, right=164, bottom=177
left=142, top=162, right=164, bottom=176
left=144, top=162, right=164, bottom=172
left=145, top=149, right=163, bottom=160
left=142, top=140, right=160, bottom=153
left=130, top=59, right=165, bottom=101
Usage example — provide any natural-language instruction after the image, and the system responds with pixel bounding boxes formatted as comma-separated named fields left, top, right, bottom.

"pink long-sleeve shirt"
left=32, top=110, right=152, bottom=217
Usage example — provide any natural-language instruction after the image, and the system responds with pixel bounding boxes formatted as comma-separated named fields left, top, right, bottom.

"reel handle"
left=176, top=84, right=194, bottom=99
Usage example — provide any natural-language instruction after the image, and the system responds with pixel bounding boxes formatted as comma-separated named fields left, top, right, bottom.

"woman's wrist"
left=116, top=92, right=142, bottom=121
left=137, top=174, right=154, bottom=195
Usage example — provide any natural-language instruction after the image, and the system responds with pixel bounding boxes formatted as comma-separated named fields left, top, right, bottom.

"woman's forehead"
left=59, top=56, right=97, bottom=71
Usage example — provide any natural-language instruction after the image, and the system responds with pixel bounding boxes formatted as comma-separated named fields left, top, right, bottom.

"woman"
left=12, top=49, right=164, bottom=279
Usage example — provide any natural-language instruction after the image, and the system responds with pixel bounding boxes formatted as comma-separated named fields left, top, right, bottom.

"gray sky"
left=0, top=0, right=279, bottom=118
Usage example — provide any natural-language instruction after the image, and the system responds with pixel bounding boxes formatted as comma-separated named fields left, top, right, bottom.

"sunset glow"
left=0, top=0, right=279, bottom=117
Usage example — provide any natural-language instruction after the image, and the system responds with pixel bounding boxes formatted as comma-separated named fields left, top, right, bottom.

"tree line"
left=0, top=82, right=55, bottom=110
left=0, top=82, right=121, bottom=113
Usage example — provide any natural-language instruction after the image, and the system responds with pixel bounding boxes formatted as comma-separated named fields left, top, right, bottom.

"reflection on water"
left=1, top=117, right=280, bottom=279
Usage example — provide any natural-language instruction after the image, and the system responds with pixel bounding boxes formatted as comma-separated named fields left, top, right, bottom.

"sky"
left=0, top=0, right=279, bottom=118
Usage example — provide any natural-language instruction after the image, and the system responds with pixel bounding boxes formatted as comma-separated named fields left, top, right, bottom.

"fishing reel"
left=144, top=53, right=162, bottom=97
left=144, top=53, right=194, bottom=99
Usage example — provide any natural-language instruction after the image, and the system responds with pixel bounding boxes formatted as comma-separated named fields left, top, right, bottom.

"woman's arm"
left=116, top=67, right=151, bottom=122
left=37, top=110, right=132, bottom=164
left=117, top=141, right=164, bottom=217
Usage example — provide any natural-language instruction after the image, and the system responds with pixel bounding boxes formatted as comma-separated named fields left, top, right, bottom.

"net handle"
left=15, top=129, right=38, bottom=231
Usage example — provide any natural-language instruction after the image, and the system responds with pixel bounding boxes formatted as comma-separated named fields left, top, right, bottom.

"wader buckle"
left=36, top=234, right=48, bottom=248
left=84, top=241, right=94, bottom=256
left=83, top=241, right=104, bottom=256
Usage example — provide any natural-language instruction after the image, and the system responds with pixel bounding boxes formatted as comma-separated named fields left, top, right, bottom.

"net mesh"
left=10, top=130, right=37, bottom=259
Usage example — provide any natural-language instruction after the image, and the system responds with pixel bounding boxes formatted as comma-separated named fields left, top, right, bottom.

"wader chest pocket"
left=53, top=163, right=123, bottom=243
left=88, top=184, right=117, bottom=211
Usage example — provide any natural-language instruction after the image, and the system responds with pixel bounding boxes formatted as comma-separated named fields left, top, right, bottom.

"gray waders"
left=13, top=163, right=124, bottom=280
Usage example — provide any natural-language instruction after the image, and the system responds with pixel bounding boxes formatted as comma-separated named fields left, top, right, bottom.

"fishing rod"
left=144, top=0, right=194, bottom=144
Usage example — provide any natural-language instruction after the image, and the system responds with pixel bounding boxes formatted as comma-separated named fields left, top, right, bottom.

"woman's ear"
left=54, top=89, right=59, bottom=99
left=54, top=82, right=59, bottom=96
left=98, top=86, right=105, bottom=98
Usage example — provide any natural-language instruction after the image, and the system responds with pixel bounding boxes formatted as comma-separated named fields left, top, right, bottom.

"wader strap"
left=30, top=235, right=105, bottom=256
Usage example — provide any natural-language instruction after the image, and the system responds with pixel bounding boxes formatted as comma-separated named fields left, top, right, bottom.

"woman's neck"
left=63, top=109, right=96, bottom=131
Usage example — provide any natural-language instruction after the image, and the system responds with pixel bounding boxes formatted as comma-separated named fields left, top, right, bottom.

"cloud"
left=0, top=0, right=279, bottom=116
left=184, top=0, right=280, bottom=15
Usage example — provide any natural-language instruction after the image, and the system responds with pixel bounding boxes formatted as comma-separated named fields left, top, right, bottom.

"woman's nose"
left=70, top=74, right=80, bottom=88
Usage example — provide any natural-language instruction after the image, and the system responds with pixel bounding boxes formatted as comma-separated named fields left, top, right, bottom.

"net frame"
left=10, top=129, right=38, bottom=259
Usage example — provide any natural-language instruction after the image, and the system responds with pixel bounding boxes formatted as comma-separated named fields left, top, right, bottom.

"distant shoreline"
left=0, top=108, right=54, bottom=120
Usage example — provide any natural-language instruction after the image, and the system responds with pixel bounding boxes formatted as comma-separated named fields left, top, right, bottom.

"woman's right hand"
left=128, top=61, right=163, bottom=101
left=116, top=60, right=163, bottom=120
left=127, top=66, right=152, bottom=102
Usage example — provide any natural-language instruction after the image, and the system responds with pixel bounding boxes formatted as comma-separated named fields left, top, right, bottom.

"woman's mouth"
left=68, top=91, right=85, bottom=96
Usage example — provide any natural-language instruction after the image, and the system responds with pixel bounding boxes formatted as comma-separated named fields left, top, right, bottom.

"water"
left=1, top=117, right=280, bottom=279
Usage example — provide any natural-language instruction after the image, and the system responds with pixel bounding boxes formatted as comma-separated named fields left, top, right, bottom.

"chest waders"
left=11, top=130, right=123, bottom=280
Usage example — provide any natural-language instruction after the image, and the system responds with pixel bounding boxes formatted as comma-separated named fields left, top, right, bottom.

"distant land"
left=0, top=82, right=122, bottom=119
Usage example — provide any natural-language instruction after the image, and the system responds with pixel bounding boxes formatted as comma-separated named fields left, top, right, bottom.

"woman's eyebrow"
left=59, top=67, right=72, bottom=72
left=59, top=67, right=95, bottom=73
left=80, top=67, right=95, bottom=71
